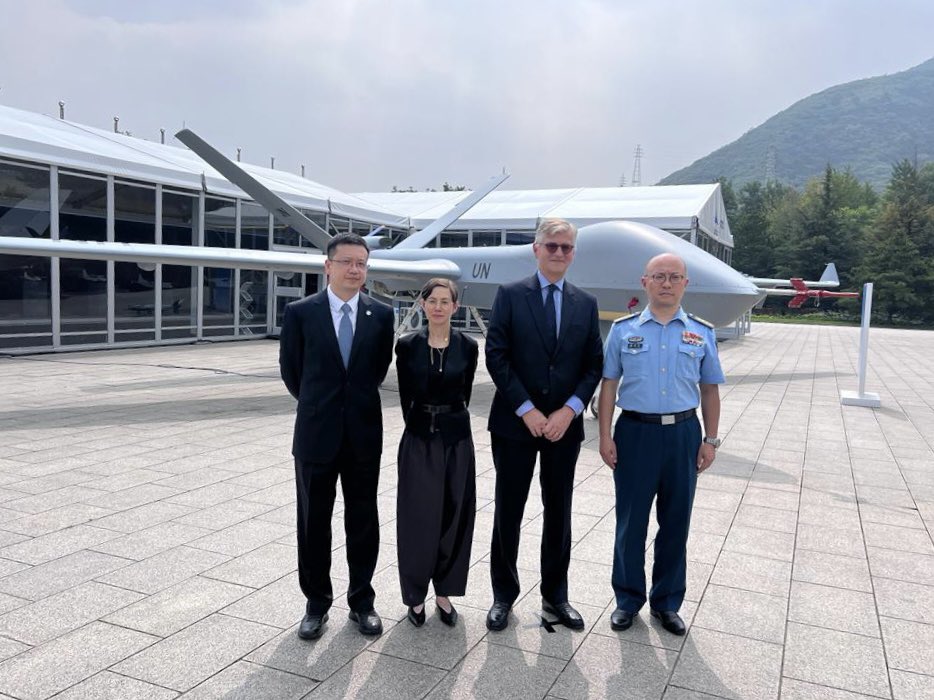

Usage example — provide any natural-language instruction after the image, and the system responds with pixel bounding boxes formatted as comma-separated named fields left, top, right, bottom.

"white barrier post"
left=840, top=282, right=881, bottom=407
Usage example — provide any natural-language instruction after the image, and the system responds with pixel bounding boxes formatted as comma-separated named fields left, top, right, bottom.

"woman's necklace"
left=428, top=333, right=449, bottom=374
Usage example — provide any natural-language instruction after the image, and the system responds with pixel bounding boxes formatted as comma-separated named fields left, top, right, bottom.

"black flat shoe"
left=348, top=608, right=384, bottom=635
left=407, top=605, right=426, bottom=627
left=651, top=609, right=686, bottom=636
left=542, top=599, right=585, bottom=630
left=486, top=601, right=511, bottom=631
left=437, top=602, right=458, bottom=627
left=610, top=608, right=634, bottom=631
left=298, top=612, right=328, bottom=640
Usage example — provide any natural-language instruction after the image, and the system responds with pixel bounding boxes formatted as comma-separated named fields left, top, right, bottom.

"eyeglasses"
left=646, top=272, right=685, bottom=284
left=329, top=258, right=368, bottom=270
left=541, top=242, right=575, bottom=255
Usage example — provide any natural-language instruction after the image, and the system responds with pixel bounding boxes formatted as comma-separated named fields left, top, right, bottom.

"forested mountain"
left=660, top=58, right=934, bottom=190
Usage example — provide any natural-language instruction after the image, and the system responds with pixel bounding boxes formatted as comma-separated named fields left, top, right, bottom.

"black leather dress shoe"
left=348, top=609, right=383, bottom=635
left=610, top=608, right=634, bottom=631
left=651, top=609, right=686, bottom=636
left=437, top=602, right=458, bottom=627
left=407, top=606, right=425, bottom=628
left=298, top=612, right=328, bottom=640
left=486, top=601, right=512, bottom=631
left=542, top=600, right=585, bottom=630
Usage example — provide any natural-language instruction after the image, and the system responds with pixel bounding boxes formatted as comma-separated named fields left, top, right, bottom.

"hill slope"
left=660, top=58, right=934, bottom=190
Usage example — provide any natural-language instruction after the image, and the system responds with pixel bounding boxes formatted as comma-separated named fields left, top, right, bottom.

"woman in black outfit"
left=395, top=278, right=478, bottom=627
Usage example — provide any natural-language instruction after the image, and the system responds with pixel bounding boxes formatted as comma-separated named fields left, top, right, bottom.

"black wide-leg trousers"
left=396, top=431, right=476, bottom=606
left=295, top=439, right=380, bottom=616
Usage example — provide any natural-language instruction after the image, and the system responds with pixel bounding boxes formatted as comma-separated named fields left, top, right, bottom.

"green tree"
left=731, top=181, right=773, bottom=276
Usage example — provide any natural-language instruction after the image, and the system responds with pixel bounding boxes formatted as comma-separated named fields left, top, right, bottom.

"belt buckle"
left=661, top=414, right=675, bottom=426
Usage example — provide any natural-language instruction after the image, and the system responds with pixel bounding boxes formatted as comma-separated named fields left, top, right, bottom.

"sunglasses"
left=540, top=242, right=575, bottom=255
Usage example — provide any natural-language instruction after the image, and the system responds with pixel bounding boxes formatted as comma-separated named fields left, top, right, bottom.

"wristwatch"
left=703, top=436, right=721, bottom=448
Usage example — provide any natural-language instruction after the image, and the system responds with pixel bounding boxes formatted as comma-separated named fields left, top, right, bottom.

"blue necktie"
left=338, top=303, right=353, bottom=368
left=544, top=284, right=558, bottom=350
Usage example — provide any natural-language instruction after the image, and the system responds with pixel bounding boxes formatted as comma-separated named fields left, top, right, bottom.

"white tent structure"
left=0, top=103, right=734, bottom=353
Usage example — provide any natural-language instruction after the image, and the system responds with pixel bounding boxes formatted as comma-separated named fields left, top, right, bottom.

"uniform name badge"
left=626, top=336, right=644, bottom=350
left=681, top=331, right=704, bottom=347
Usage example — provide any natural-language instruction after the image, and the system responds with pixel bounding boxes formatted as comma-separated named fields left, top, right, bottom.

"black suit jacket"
left=485, top=274, right=603, bottom=443
left=395, top=328, right=478, bottom=444
left=279, top=290, right=395, bottom=463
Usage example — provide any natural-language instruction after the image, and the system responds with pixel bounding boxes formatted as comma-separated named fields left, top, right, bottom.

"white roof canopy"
left=0, top=103, right=732, bottom=246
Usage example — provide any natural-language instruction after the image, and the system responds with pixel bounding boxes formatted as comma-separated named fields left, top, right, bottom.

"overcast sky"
left=1, top=0, right=932, bottom=192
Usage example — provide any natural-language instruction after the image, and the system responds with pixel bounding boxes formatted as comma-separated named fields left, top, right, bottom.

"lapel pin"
left=366, top=310, right=372, bottom=316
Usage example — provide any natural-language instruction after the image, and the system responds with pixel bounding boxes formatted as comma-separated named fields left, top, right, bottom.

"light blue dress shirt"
left=516, top=272, right=585, bottom=418
left=603, top=306, right=725, bottom=414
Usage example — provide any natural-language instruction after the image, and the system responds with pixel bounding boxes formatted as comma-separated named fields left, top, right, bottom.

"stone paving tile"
left=0, top=636, right=30, bottom=663
left=863, top=522, right=934, bottom=555
left=779, top=677, right=886, bottom=699
left=90, top=521, right=214, bottom=560
left=783, top=622, right=890, bottom=697
left=426, top=641, right=565, bottom=700
left=889, top=669, right=934, bottom=699
left=0, top=580, right=143, bottom=645
left=881, top=617, right=934, bottom=677
left=179, top=660, right=316, bottom=699
left=0, top=524, right=121, bottom=565
left=793, top=550, right=872, bottom=592
left=669, top=627, right=782, bottom=700
left=723, top=525, right=795, bottom=562
left=0, top=621, right=158, bottom=700
left=202, top=541, right=296, bottom=588
left=112, top=613, right=279, bottom=692
left=173, top=498, right=276, bottom=531
left=873, top=578, right=934, bottom=625
left=245, top=621, right=376, bottom=681
left=0, top=549, right=132, bottom=600
left=83, top=483, right=182, bottom=511
left=788, top=581, right=879, bottom=638
left=796, top=523, right=867, bottom=559
left=692, top=584, right=787, bottom=644
left=551, top=634, right=678, bottom=699
left=592, top=600, right=699, bottom=652
left=711, top=550, right=792, bottom=598
left=52, top=670, right=179, bottom=700
left=482, top=597, right=602, bottom=661
left=96, top=546, right=231, bottom=594
left=0, top=503, right=114, bottom=537
left=221, top=573, right=306, bottom=629
left=308, top=648, right=445, bottom=699
left=867, top=548, right=934, bottom=586
left=187, top=519, right=293, bottom=557
left=104, top=576, right=253, bottom=637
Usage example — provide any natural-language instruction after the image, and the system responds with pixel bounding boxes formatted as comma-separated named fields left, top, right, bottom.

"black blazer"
left=395, top=328, right=478, bottom=444
left=279, top=290, right=395, bottom=463
left=485, top=274, right=603, bottom=443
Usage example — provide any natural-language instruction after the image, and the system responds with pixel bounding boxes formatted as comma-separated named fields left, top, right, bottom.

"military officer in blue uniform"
left=597, top=252, right=724, bottom=636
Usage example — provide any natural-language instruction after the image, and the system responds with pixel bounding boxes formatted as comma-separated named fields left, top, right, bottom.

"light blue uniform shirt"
left=603, top=306, right=725, bottom=414
left=516, top=271, right=585, bottom=417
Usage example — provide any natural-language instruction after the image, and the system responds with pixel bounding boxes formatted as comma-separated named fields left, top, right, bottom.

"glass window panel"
left=506, top=230, right=535, bottom=246
left=239, top=269, right=267, bottom=334
left=240, top=202, right=269, bottom=251
left=59, top=174, right=107, bottom=337
left=114, top=183, right=156, bottom=336
left=161, top=191, right=198, bottom=337
left=472, top=230, right=502, bottom=247
left=203, top=196, right=236, bottom=330
left=0, top=161, right=52, bottom=340
left=204, top=196, right=235, bottom=248
left=439, top=232, right=468, bottom=248
left=298, top=210, right=327, bottom=250
left=328, top=216, right=349, bottom=237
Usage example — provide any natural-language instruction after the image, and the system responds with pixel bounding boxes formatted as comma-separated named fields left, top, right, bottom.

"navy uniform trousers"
left=611, top=412, right=701, bottom=613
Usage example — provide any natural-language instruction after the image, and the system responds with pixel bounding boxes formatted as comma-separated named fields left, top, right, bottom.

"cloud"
left=1, top=0, right=932, bottom=191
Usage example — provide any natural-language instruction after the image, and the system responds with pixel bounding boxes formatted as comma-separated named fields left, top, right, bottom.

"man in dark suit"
left=280, top=232, right=395, bottom=640
left=485, top=218, right=604, bottom=631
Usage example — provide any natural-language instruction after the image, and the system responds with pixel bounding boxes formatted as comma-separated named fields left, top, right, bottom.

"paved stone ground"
left=0, top=322, right=932, bottom=699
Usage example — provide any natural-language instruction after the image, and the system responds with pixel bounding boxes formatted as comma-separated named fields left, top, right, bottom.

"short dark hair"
left=419, top=277, right=459, bottom=303
left=326, top=233, right=369, bottom=259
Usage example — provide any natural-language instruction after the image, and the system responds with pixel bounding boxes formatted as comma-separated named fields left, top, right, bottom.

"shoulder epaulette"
left=612, top=313, right=638, bottom=325
left=688, top=313, right=714, bottom=329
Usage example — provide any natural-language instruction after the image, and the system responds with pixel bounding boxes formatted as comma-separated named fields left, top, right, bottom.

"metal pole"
left=857, top=282, right=873, bottom=396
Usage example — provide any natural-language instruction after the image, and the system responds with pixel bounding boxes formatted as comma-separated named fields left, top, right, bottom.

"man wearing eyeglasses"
left=597, top=252, right=723, bottom=636
left=280, top=232, right=395, bottom=640
left=485, top=218, right=603, bottom=632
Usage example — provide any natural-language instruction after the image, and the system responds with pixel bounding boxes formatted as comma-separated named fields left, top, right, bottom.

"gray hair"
left=534, top=218, right=578, bottom=244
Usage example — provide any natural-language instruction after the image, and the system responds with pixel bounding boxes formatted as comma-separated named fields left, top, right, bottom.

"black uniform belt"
left=622, top=409, right=695, bottom=425
left=417, top=402, right=465, bottom=414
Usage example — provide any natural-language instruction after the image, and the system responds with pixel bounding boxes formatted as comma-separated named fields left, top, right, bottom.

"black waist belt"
left=417, top=402, right=465, bottom=415
left=416, top=402, right=466, bottom=434
left=622, top=409, right=695, bottom=425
